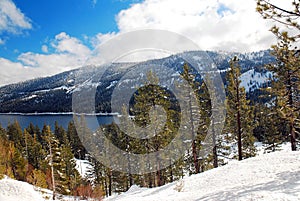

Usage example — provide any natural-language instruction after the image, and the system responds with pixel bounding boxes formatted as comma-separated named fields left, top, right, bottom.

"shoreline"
left=0, top=112, right=119, bottom=116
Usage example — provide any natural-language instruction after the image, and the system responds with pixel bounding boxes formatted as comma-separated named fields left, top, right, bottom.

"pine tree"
left=130, top=70, right=177, bottom=187
left=177, top=63, right=202, bottom=174
left=43, top=125, right=69, bottom=199
left=31, top=169, right=48, bottom=188
left=253, top=102, right=285, bottom=152
left=225, top=57, right=256, bottom=160
left=0, top=127, right=14, bottom=179
left=257, top=0, right=300, bottom=151
left=7, top=120, right=24, bottom=152
left=60, top=130, right=82, bottom=194
left=9, top=144, right=27, bottom=181
left=67, top=120, right=86, bottom=159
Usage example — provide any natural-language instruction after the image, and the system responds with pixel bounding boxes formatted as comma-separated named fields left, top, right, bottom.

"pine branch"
left=262, top=0, right=300, bottom=16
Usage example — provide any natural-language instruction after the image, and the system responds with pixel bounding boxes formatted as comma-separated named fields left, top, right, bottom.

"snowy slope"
left=106, top=150, right=300, bottom=201
left=1, top=149, right=299, bottom=201
left=0, top=176, right=79, bottom=201
left=0, top=176, right=46, bottom=201
left=0, top=50, right=274, bottom=113
left=240, top=69, right=272, bottom=92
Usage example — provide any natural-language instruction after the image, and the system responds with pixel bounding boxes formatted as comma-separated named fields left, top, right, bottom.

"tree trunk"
left=287, top=72, right=297, bottom=151
left=155, top=150, right=163, bottom=186
left=236, top=78, right=243, bottom=161
left=169, top=164, right=173, bottom=183
left=290, top=121, right=297, bottom=151
left=49, top=143, right=56, bottom=200
left=187, top=85, right=199, bottom=173
left=126, top=137, right=133, bottom=190
left=212, top=117, right=218, bottom=168
left=148, top=173, right=153, bottom=188
left=103, top=177, right=108, bottom=197
left=108, top=169, right=112, bottom=196
left=156, top=170, right=161, bottom=187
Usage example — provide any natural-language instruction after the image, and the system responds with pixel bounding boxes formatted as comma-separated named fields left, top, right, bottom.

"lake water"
left=0, top=113, right=116, bottom=131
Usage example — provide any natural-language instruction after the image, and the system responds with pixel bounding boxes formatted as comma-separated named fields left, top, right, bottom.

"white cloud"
left=52, top=32, right=91, bottom=56
left=90, top=32, right=117, bottom=48
left=0, top=0, right=294, bottom=86
left=0, top=32, right=92, bottom=86
left=115, top=0, right=290, bottom=52
left=41, top=45, right=48, bottom=53
left=18, top=32, right=91, bottom=70
left=0, top=58, right=39, bottom=86
left=0, top=0, right=32, bottom=34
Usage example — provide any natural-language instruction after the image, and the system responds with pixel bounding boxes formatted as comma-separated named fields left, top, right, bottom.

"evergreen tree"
left=61, top=130, right=82, bottom=194
left=43, top=125, right=69, bottom=199
left=257, top=0, right=300, bottom=151
left=67, top=120, right=86, bottom=159
left=225, top=57, right=256, bottom=160
left=177, top=63, right=203, bottom=174
left=253, top=102, right=286, bottom=152
left=7, top=120, right=24, bottom=152
left=54, top=121, right=66, bottom=144
left=0, top=127, right=14, bottom=179
left=9, top=144, right=27, bottom=181
left=130, top=71, right=179, bottom=187
left=31, top=169, right=48, bottom=188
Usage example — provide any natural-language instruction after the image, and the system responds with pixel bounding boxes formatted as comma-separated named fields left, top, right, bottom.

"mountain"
left=0, top=50, right=275, bottom=113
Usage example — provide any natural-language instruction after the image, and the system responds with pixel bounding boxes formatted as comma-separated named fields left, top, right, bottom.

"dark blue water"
left=0, top=114, right=116, bottom=131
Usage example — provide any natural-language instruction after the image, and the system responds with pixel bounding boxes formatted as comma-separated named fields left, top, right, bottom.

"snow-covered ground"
left=106, top=148, right=300, bottom=201
left=0, top=146, right=299, bottom=201
left=0, top=176, right=81, bottom=201
left=0, top=176, right=46, bottom=201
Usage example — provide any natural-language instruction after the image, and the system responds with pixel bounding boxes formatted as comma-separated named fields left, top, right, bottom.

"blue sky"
left=1, top=0, right=137, bottom=61
left=0, top=0, right=278, bottom=86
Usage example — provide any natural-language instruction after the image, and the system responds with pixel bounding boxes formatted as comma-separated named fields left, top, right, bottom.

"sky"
left=0, top=0, right=291, bottom=86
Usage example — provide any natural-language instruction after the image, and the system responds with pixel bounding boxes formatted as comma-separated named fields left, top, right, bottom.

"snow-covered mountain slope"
left=0, top=50, right=275, bottom=113
left=106, top=150, right=300, bottom=201
left=240, top=69, right=272, bottom=93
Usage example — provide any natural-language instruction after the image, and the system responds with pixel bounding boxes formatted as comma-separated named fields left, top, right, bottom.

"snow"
left=75, top=159, right=92, bottom=178
left=106, top=80, right=118, bottom=89
left=240, top=69, right=272, bottom=92
left=0, top=176, right=84, bottom=201
left=106, top=149, right=300, bottom=201
left=0, top=176, right=45, bottom=201
left=22, top=94, right=38, bottom=101
left=33, top=85, right=75, bottom=94
left=1, top=148, right=299, bottom=201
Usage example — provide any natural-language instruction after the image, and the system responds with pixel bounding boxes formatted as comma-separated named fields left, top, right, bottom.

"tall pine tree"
left=225, top=57, right=256, bottom=160
left=257, top=0, right=300, bottom=151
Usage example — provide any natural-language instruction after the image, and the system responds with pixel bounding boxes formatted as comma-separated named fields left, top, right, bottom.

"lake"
left=0, top=113, right=116, bottom=131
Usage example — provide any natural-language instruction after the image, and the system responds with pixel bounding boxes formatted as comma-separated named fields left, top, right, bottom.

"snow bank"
left=106, top=150, right=300, bottom=201
left=0, top=176, right=45, bottom=201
